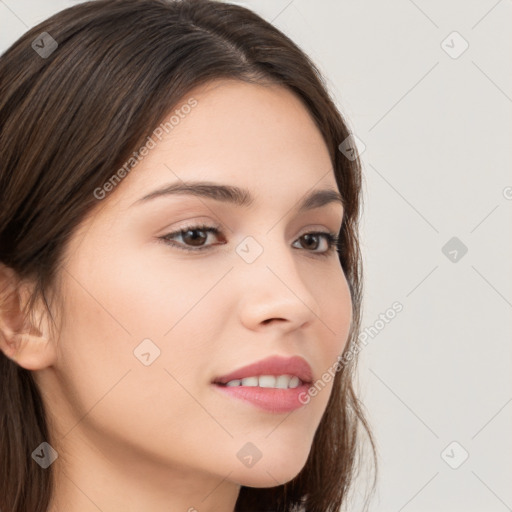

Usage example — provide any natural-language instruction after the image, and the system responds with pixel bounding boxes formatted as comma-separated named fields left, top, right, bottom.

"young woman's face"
left=36, top=79, right=352, bottom=490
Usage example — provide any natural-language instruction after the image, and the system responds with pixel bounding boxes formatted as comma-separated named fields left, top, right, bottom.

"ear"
left=0, top=264, right=56, bottom=370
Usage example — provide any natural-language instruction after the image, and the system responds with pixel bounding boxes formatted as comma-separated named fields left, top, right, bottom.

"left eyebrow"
left=130, top=180, right=344, bottom=212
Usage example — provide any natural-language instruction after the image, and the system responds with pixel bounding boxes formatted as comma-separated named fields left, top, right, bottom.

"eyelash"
left=159, top=223, right=341, bottom=257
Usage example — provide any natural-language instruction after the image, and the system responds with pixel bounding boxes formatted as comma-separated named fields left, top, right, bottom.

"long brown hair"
left=0, top=1, right=376, bottom=510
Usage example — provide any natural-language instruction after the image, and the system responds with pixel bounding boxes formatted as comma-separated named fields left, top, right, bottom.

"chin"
left=232, top=450, right=310, bottom=488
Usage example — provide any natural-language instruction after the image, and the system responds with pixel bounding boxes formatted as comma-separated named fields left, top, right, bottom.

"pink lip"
left=211, top=355, right=313, bottom=414
left=213, top=384, right=311, bottom=413
left=212, top=355, right=313, bottom=385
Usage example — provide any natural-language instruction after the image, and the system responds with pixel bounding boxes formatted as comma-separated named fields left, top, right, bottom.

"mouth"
left=211, top=355, right=313, bottom=413
left=214, top=374, right=306, bottom=389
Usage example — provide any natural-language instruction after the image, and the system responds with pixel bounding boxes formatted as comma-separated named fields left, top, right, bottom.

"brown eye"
left=292, top=232, right=340, bottom=257
left=160, top=224, right=339, bottom=257
left=181, top=228, right=208, bottom=247
left=300, top=233, right=321, bottom=251
left=160, top=224, right=222, bottom=252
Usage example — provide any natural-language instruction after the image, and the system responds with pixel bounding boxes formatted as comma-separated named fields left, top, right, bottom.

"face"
left=35, top=79, right=352, bottom=488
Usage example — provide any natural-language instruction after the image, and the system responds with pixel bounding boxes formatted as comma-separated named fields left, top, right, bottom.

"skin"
left=0, top=79, right=352, bottom=512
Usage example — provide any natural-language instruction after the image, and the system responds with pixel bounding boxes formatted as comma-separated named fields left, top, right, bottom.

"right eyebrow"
left=130, top=180, right=345, bottom=213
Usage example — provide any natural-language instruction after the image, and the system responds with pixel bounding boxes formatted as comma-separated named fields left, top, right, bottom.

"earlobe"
left=0, top=264, right=56, bottom=370
left=6, top=331, right=56, bottom=370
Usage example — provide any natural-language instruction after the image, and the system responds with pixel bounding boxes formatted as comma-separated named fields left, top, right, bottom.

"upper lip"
left=212, top=355, right=313, bottom=385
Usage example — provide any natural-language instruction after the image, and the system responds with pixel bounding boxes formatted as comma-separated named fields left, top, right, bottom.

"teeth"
left=288, top=376, right=300, bottom=388
left=241, top=376, right=259, bottom=387
left=223, top=375, right=303, bottom=389
left=258, top=376, right=276, bottom=388
left=275, top=375, right=290, bottom=389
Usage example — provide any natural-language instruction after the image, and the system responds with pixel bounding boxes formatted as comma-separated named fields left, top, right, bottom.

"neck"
left=46, top=427, right=240, bottom=512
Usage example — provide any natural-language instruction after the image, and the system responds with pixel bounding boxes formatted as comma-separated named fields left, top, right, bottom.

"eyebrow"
left=131, top=180, right=344, bottom=213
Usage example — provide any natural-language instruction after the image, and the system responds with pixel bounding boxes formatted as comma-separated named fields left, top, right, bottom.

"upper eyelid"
left=161, top=224, right=339, bottom=251
left=164, top=215, right=341, bottom=233
left=164, top=223, right=338, bottom=238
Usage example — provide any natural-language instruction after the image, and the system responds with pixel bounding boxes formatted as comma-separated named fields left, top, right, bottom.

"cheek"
left=65, top=238, right=224, bottom=338
left=315, top=271, right=353, bottom=402
left=54, top=246, right=222, bottom=410
left=51, top=256, right=217, bottom=458
left=283, top=265, right=353, bottom=417
left=317, top=267, right=353, bottom=358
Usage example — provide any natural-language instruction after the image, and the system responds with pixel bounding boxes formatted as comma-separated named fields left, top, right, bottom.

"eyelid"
left=158, top=221, right=341, bottom=256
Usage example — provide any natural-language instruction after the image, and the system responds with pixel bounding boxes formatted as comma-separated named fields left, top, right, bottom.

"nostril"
left=262, top=318, right=286, bottom=325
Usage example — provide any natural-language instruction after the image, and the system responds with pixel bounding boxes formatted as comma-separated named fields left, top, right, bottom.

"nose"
left=236, top=238, right=323, bottom=334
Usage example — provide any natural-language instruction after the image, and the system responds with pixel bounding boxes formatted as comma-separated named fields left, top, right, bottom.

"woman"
left=0, top=0, right=376, bottom=510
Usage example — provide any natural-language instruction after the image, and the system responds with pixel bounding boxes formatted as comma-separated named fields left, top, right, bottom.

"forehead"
left=103, top=79, right=337, bottom=213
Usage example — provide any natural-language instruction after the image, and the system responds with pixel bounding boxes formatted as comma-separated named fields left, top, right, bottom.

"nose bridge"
left=234, top=230, right=321, bottom=327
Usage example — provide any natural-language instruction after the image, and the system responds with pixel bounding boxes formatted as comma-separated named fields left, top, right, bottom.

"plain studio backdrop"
left=1, top=1, right=511, bottom=511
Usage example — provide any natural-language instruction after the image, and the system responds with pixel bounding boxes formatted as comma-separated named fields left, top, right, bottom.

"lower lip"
left=212, top=383, right=311, bottom=413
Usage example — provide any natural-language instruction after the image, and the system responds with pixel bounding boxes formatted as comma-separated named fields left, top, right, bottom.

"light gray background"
left=1, top=1, right=511, bottom=511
